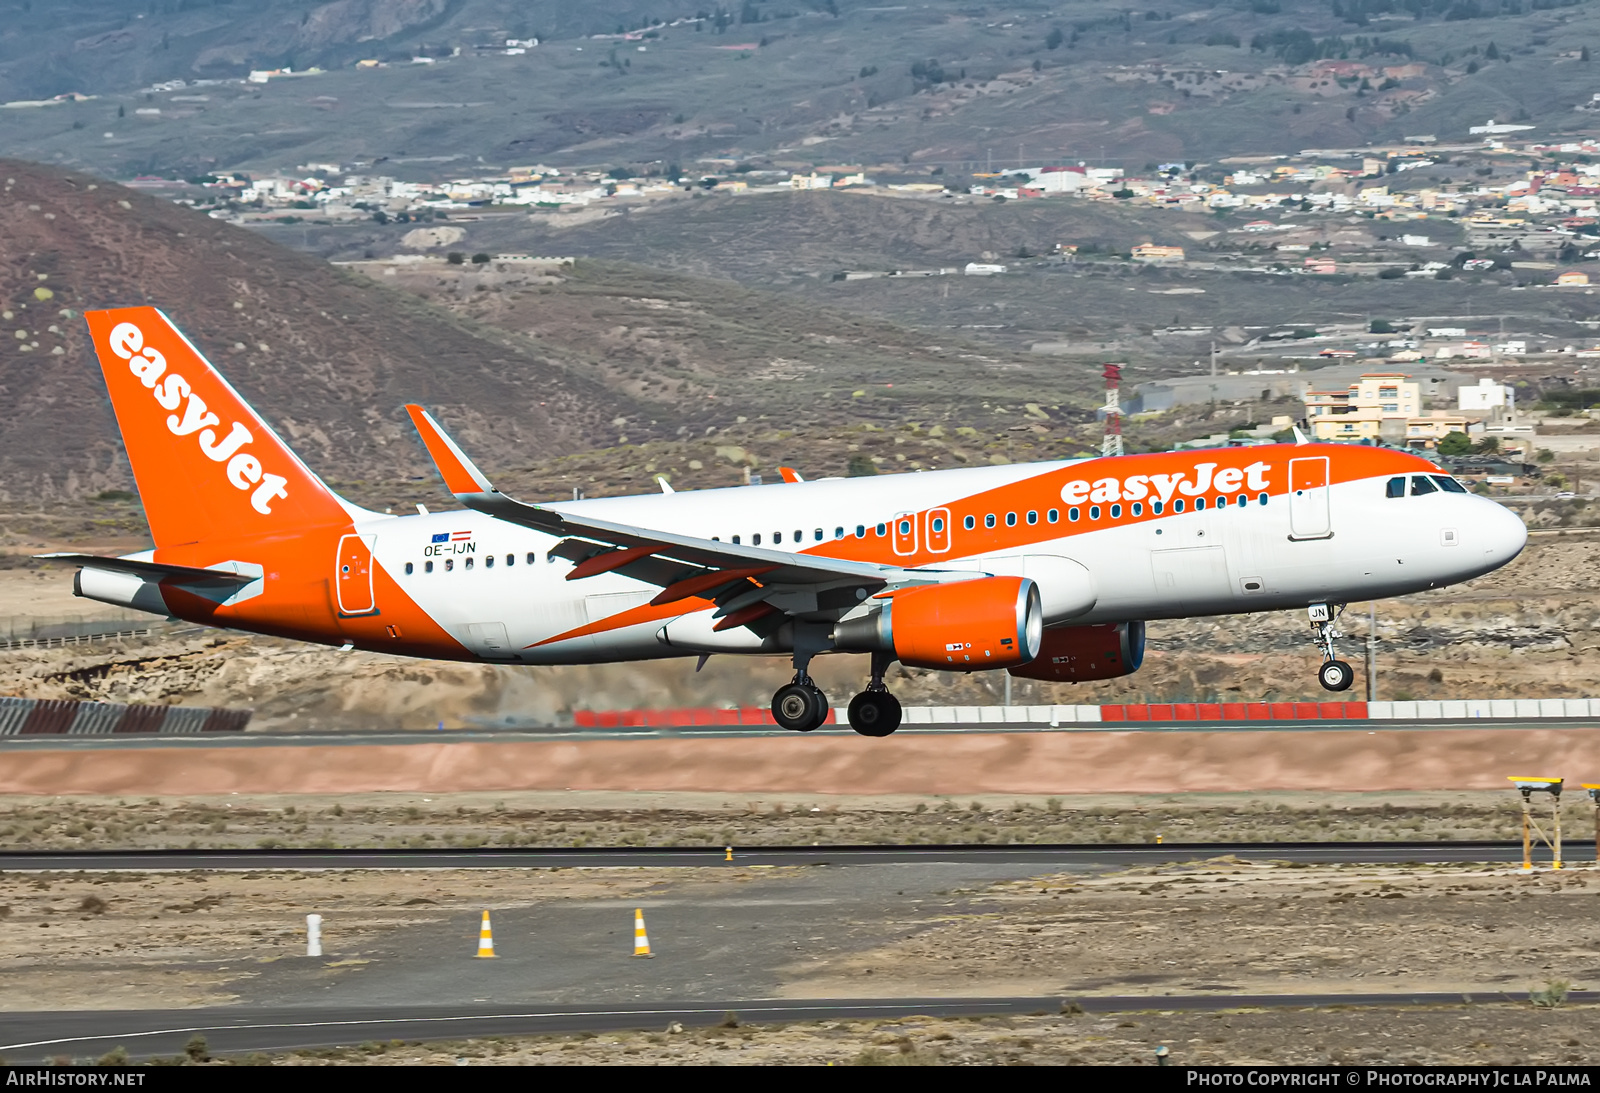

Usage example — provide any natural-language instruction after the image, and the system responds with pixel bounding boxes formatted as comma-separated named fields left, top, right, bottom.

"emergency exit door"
left=1288, top=456, right=1332, bottom=540
left=335, top=534, right=377, bottom=615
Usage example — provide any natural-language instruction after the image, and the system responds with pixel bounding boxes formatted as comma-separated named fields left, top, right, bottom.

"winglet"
left=404, top=405, right=496, bottom=496
left=778, top=466, right=805, bottom=484
left=1292, top=425, right=1310, bottom=446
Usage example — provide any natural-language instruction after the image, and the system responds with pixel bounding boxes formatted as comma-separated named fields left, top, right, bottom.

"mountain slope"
left=0, top=158, right=641, bottom=504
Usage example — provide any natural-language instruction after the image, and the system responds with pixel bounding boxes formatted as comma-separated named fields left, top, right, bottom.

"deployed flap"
left=35, top=553, right=258, bottom=586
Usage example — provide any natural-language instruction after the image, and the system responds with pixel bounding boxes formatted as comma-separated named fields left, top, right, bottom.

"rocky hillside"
left=0, top=158, right=642, bottom=504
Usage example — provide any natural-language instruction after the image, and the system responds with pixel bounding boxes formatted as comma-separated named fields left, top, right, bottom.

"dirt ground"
left=4, top=859, right=1596, bottom=1015
left=4, top=530, right=1600, bottom=727
left=215, top=1005, right=1600, bottom=1066
left=0, top=790, right=1556, bottom=850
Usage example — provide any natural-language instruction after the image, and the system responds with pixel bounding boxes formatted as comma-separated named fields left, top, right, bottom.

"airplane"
left=48, top=306, right=1528, bottom=738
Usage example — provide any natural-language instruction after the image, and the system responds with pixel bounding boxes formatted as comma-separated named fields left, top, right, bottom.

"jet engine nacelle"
left=833, top=576, right=1043, bottom=671
left=1007, top=621, right=1146, bottom=682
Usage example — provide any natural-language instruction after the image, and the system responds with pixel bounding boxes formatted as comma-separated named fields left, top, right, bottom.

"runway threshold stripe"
left=4, top=992, right=1591, bottom=1058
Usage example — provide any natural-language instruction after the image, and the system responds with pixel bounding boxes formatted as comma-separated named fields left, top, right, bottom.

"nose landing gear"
left=1309, top=602, right=1355, bottom=692
left=846, top=651, right=902, bottom=737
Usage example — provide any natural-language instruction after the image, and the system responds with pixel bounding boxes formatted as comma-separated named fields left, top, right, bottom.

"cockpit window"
left=1431, top=474, right=1468, bottom=494
left=1410, top=475, right=1438, bottom=496
left=1386, top=477, right=1406, bottom=499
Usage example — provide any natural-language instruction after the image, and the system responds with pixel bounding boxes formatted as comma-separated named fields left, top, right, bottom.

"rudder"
left=85, top=306, right=350, bottom=547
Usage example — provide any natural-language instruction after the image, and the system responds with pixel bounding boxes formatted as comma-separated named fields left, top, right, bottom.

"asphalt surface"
left=5, top=991, right=1589, bottom=1063
left=2, top=717, right=1596, bottom=750
left=0, top=840, right=1574, bottom=872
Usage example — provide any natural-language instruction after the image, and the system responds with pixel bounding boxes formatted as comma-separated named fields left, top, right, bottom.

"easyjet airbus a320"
left=50, top=307, right=1528, bottom=736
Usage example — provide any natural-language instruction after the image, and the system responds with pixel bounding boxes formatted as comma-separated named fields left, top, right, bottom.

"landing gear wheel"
left=773, top=682, right=828, bottom=732
left=1318, top=659, right=1355, bottom=692
left=847, top=691, right=902, bottom=738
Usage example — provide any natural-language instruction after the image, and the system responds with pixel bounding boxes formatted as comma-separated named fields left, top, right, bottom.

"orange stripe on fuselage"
left=802, top=443, right=1434, bottom=570
left=527, top=596, right=713, bottom=648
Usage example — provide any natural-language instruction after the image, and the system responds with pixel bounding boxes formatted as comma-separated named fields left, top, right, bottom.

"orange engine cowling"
left=1007, top=621, right=1145, bottom=682
left=832, top=576, right=1043, bottom=671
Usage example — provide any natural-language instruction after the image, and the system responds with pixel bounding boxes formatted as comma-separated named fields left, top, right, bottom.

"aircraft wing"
left=404, top=405, right=978, bottom=627
left=34, top=553, right=258, bottom=586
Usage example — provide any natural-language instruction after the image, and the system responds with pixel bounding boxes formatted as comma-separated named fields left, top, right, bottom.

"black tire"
left=773, top=683, right=826, bottom=732
left=1318, top=659, right=1355, bottom=692
left=848, top=691, right=902, bottom=737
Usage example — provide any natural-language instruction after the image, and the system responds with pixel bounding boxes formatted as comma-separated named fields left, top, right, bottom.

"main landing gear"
left=846, top=651, right=902, bottom=738
left=1309, top=602, right=1355, bottom=692
left=770, top=650, right=903, bottom=736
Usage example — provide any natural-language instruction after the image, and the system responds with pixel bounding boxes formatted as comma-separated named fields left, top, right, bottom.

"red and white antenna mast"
left=1101, top=362, right=1124, bottom=458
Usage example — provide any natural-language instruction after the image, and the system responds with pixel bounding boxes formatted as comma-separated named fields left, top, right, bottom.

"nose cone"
left=1474, top=498, right=1527, bottom=571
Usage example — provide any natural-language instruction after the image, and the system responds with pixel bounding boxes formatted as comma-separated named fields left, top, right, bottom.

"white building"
left=1459, top=377, right=1512, bottom=410
left=964, top=263, right=1007, bottom=275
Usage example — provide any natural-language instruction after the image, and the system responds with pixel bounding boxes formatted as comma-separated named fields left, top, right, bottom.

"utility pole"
left=1102, top=363, right=1124, bottom=458
left=1210, top=340, right=1217, bottom=378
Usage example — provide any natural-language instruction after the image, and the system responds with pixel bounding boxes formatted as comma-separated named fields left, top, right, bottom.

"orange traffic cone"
left=632, top=907, right=653, bottom=958
left=475, top=910, right=497, bottom=958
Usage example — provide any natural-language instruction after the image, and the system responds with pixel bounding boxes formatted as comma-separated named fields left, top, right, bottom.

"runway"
left=3, top=991, right=1592, bottom=1062
left=2, top=718, right=1598, bottom=750
left=0, top=840, right=1579, bottom=871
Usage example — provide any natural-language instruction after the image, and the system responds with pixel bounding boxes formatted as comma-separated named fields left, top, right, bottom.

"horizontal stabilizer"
left=34, top=554, right=258, bottom=586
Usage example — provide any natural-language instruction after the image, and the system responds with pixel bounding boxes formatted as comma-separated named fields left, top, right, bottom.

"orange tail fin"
left=85, top=307, right=351, bottom=547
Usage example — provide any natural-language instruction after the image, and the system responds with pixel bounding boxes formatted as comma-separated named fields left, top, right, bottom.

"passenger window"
left=1216, top=496, right=1227, bottom=509
left=1068, top=507, right=1080, bottom=522
left=1257, top=493, right=1268, bottom=505
left=1090, top=505, right=1101, bottom=520
left=1411, top=475, right=1438, bottom=496
left=835, top=527, right=845, bottom=539
left=1110, top=503, right=1122, bottom=519
left=753, top=533, right=762, bottom=545
left=1237, top=494, right=1248, bottom=507
left=1153, top=501, right=1164, bottom=515
left=1432, top=475, right=1468, bottom=494
left=1005, top=512, right=1017, bottom=527
left=526, top=552, right=536, bottom=565
left=899, top=519, right=912, bottom=535
left=1026, top=511, right=1038, bottom=525
left=1047, top=509, right=1059, bottom=523
left=1386, top=476, right=1407, bottom=499
left=506, top=554, right=514, bottom=566
left=855, top=525, right=866, bottom=538
left=1174, top=500, right=1185, bottom=513
left=814, top=528, right=824, bottom=541
left=984, top=514, right=996, bottom=528
left=405, top=562, right=414, bottom=575
left=875, top=523, right=887, bottom=537
left=425, top=560, right=433, bottom=573
left=465, top=557, right=474, bottom=570
left=445, top=558, right=454, bottom=572
left=485, top=555, right=494, bottom=569
left=1195, top=498, right=1206, bottom=511
left=963, top=515, right=976, bottom=530
left=732, top=535, right=741, bottom=545
left=794, top=529, right=803, bottom=542
left=1131, top=502, right=1143, bottom=517
left=931, top=516, right=945, bottom=533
